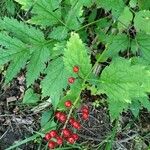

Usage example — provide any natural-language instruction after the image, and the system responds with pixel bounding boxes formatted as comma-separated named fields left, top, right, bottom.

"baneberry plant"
left=0, top=0, right=150, bottom=149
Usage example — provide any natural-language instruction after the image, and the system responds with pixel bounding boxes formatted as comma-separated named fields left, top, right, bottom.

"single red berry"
left=59, top=113, right=67, bottom=123
left=65, top=100, right=72, bottom=108
left=56, top=136, right=63, bottom=145
left=68, top=77, right=75, bottom=84
left=81, top=106, right=89, bottom=113
left=62, top=128, right=71, bottom=137
left=49, top=130, right=57, bottom=138
left=73, top=66, right=79, bottom=73
left=82, top=113, right=89, bottom=120
left=72, top=133, right=79, bottom=141
left=45, top=133, right=51, bottom=141
left=55, top=111, right=62, bottom=119
left=67, top=137, right=75, bottom=144
left=69, top=117, right=75, bottom=124
left=48, top=141, right=57, bottom=149
left=72, top=121, right=81, bottom=130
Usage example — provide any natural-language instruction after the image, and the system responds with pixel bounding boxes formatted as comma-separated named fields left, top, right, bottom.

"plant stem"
left=62, top=44, right=109, bottom=129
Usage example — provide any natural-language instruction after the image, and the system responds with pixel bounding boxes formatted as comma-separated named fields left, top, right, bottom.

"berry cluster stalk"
left=62, top=48, right=108, bottom=130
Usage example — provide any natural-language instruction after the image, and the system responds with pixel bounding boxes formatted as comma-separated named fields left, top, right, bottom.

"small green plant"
left=0, top=0, right=150, bottom=149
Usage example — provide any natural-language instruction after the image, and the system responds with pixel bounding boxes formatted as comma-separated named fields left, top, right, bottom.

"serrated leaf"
left=41, top=57, right=70, bottom=108
left=95, top=58, right=150, bottom=119
left=135, top=33, right=150, bottom=62
left=23, top=88, right=39, bottom=104
left=5, top=51, right=30, bottom=84
left=0, top=17, right=45, bottom=44
left=80, top=0, right=94, bottom=7
left=65, top=2, right=84, bottom=30
left=26, top=46, right=50, bottom=86
left=109, top=99, right=129, bottom=119
left=51, top=42, right=66, bottom=59
left=138, top=0, right=150, bottom=10
left=139, top=97, right=150, bottom=111
left=96, top=0, right=125, bottom=18
left=49, top=26, right=68, bottom=41
left=98, top=34, right=129, bottom=62
left=118, top=7, right=133, bottom=31
left=0, top=32, right=28, bottom=65
left=15, top=0, right=62, bottom=27
left=130, top=100, right=141, bottom=117
left=134, top=10, right=150, bottom=34
left=129, top=0, right=137, bottom=8
left=64, top=32, right=92, bottom=78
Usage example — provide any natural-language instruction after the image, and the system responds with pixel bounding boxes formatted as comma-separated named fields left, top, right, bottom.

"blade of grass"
left=5, top=134, right=39, bottom=150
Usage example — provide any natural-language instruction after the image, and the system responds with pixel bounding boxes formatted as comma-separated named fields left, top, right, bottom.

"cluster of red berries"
left=44, top=66, right=90, bottom=149
left=45, top=102, right=90, bottom=149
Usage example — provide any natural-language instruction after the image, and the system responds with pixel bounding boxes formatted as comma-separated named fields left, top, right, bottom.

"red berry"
left=68, top=77, right=75, bottom=84
left=82, top=113, right=89, bottom=120
left=72, top=121, right=81, bottom=130
left=81, top=106, right=89, bottom=113
left=59, top=113, right=67, bottom=123
left=65, top=100, right=72, bottom=107
left=56, top=136, right=63, bottom=145
left=62, top=128, right=71, bottom=137
left=72, top=133, right=79, bottom=141
left=67, top=137, right=75, bottom=144
left=69, top=117, right=75, bottom=124
left=45, top=133, right=51, bottom=141
left=48, top=141, right=56, bottom=149
left=49, top=130, right=57, bottom=138
left=55, top=111, right=62, bottom=119
left=73, top=66, right=79, bottom=73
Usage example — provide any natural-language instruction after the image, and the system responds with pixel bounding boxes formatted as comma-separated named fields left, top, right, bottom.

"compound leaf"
left=95, top=58, right=150, bottom=119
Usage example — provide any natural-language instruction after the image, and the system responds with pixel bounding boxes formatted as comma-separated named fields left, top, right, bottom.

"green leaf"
left=96, top=0, right=125, bottom=18
left=51, top=42, right=66, bottom=59
left=130, top=100, right=141, bottom=117
left=0, top=17, right=45, bottom=44
left=65, top=1, right=84, bottom=30
left=118, top=7, right=133, bottom=31
left=129, top=0, right=137, bottom=8
left=138, top=0, right=150, bottom=10
left=135, top=33, right=150, bottom=62
left=134, top=10, right=150, bottom=34
left=23, top=88, right=39, bottom=104
left=15, top=0, right=62, bottom=27
left=42, top=120, right=56, bottom=133
left=5, top=0, right=16, bottom=16
left=49, top=26, right=68, bottom=41
left=5, top=51, right=30, bottom=84
left=41, top=57, right=70, bottom=108
left=139, top=97, right=150, bottom=111
left=95, top=58, right=150, bottom=119
left=98, top=34, right=129, bottom=62
left=0, top=32, right=30, bottom=83
left=26, top=46, right=50, bottom=86
left=64, top=32, right=92, bottom=78
left=41, top=110, right=53, bottom=127
left=79, top=0, right=94, bottom=7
